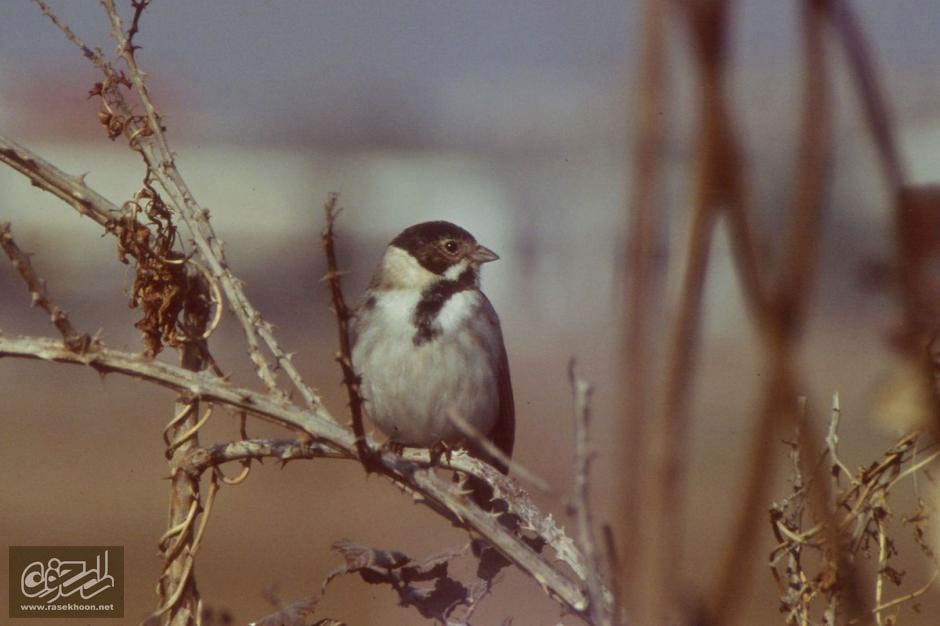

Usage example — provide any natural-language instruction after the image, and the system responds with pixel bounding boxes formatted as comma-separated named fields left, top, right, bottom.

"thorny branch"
left=8, top=0, right=935, bottom=624
left=0, top=25, right=604, bottom=614
left=320, top=194, right=372, bottom=467
left=825, top=394, right=853, bottom=482
left=0, top=135, right=121, bottom=228
left=0, top=135, right=217, bottom=360
left=196, top=366, right=605, bottom=623
left=13, top=4, right=611, bottom=622
left=0, top=334, right=601, bottom=620
left=125, top=0, right=152, bottom=55
left=770, top=405, right=940, bottom=625
left=93, top=0, right=320, bottom=407
left=446, top=409, right=552, bottom=493
left=31, top=0, right=108, bottom=68
left=186, top=431, right=595, bottom=594
left=569, top=361, right=610, bottom=626
left=187, top=437, right=343, bottom=471
left=27, top=0, right=319, bottom=406
left=4, top=75, right=217, bottom=624
left=0, top=222, right=93, bottom=353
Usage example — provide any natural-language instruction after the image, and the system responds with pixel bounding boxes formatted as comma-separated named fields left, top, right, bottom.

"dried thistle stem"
left=320, top=194, right=371, bottom=466
left=0, top=222, right=92, bottom=352
left=98, top=0, right=318, bottom=408
left=569, top=361, right=610, bottom=625
left=0, top=334, right=599, bottom=618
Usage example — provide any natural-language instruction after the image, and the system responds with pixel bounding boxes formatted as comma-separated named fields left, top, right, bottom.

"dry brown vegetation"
left=2, top=1, right=940, bottom=625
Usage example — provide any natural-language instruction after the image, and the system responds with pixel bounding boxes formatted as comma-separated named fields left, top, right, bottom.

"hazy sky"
left=1, top=1, right=937, bottom=147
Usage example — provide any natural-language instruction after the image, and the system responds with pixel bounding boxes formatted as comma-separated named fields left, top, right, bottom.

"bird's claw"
left=379, top=439, right=406, bottom=457
left=429, top=441, right=454, bottom=467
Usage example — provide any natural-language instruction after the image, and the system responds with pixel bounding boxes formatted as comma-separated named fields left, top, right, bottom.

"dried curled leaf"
left=108, top=179, right=212, bottom=356
left=324, top=540, right=497, bottom=623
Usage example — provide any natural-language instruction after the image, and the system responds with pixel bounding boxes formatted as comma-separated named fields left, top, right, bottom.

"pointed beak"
left=469, top=244, right=499, bottom=264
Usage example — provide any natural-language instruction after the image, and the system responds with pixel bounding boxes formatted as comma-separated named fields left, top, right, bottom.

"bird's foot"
left=429, top=441, right=454, bottom=467
left=379, top=438, right=407, bottom=458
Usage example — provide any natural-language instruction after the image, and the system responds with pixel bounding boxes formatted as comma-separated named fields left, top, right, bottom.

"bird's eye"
left=443, top=240, right=459, bottom=254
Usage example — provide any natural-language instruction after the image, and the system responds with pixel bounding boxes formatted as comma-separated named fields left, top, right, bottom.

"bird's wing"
left=478, top=293, right=515, bottom=473
left=349, top=294, right=377, bottom=349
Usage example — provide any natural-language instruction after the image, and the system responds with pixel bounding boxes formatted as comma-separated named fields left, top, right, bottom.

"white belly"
left=351, top=290, right=499, bottom=446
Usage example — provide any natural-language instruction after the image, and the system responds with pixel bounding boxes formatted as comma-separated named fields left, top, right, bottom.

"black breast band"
left=412, top=268, right=476, bottom=346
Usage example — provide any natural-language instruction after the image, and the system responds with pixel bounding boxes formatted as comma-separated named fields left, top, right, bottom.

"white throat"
left=374, top=245, right=438, bottom=290
left=443, top=258, right=473, bottom=282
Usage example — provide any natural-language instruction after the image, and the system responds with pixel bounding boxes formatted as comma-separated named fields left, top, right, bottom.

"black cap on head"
left=390, top=221, right=479, bottom=275
left=391, top=221, right=476, bottom=250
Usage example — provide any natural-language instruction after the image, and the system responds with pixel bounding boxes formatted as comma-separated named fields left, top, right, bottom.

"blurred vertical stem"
left=645, top=1, right=732, bottom=622
left=621, top=0, right=669, bottom=621
left=704, top=0, right=874, bottom=623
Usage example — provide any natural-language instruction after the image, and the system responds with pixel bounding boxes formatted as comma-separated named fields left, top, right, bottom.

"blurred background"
left=1, top=1, right=940, bottom=624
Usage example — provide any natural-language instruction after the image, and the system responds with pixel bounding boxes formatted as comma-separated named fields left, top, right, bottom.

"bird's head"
left=373, top=221, right=499, bottom=290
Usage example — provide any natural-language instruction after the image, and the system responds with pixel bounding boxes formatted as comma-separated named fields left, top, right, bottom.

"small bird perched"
left=350, top=221, right=514, bottom=478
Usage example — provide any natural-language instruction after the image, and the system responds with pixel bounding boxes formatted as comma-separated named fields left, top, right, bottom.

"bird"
left=350, top=221, right=515, bottom=482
